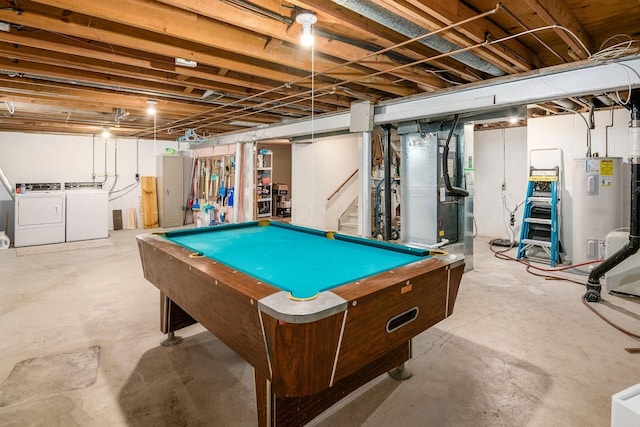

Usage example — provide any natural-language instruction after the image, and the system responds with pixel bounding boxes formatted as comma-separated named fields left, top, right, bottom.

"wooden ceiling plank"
left=0, top=39, right=345, bottom=111
left=521, top=0, right=594, bottom=59
left=0, top=17, right=355, bottom=110
left=264, top=37, right=284, bottom=53
left=0, top=74, right=319, bottom=122
left=157, top=0, right=447, bottom=91
left=157, top=0, right=446, bottom=90
left=26, top=0, right=419, bottom=96
left=0, top=9, right=367, bottom=97
left=287, top=0, right=482, bottom=83
left=370, top=0, right=529, bottom=73
left=395, top=0, right=539, bottom=70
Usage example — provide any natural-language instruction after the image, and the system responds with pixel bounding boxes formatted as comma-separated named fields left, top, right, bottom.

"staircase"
left=338, top=198, right=358, bottom=236
left=516, top=167, right=562, bottom=266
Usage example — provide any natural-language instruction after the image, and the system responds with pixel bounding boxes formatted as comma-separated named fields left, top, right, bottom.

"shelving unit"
left=273, top=184, right=290, bottom=217
left=256, top=150, right=273, bottom=218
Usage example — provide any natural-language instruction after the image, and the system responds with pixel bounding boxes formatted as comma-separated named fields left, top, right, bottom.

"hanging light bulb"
left=102, top=127, right=110, bottom=138
left=296, top=11, right=317, bottom=47
left=146, top=100, right=157, bottom=115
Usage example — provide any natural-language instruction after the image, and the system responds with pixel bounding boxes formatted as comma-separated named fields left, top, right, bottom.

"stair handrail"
left=327, top=169, right=358, bottom=201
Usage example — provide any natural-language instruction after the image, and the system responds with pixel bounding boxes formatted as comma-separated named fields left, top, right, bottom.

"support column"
left=382, top=124, right=392, bottom=241
left=359, top=132, right=372, bottom=238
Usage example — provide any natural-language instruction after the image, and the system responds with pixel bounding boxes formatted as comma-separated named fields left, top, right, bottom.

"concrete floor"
left=0, top=229, right=638, bottom=426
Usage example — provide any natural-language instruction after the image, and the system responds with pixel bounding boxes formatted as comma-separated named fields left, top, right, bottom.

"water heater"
left=572, top=157, right=623, bottom=263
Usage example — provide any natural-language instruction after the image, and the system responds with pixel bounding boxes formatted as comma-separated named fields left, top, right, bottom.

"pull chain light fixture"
left=295, top=11, right=317, bottom=47
left=147, top=100, right=157, bottom=154
left=296, top=11, right=317, bottom=143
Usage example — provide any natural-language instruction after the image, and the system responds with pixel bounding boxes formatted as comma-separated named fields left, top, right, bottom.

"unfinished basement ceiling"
left=0, top=0, right=638, bottom=140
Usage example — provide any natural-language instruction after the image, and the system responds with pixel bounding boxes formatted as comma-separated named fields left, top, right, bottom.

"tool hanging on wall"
left=204, top=158, right=210, bottom=201
left=219, top=156, right=227, bottom=200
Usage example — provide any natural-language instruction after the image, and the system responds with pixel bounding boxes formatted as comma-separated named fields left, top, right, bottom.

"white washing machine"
left=65, top=182, right=109, bottom=242
left=14, top=183, right=66, bottom=247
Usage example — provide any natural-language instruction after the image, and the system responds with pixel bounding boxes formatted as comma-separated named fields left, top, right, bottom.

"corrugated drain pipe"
left=585, top=89, right=640, bottom=302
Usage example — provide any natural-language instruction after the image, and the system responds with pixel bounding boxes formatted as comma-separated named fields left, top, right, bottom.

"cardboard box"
left=273, top=184, right=288, bottom=195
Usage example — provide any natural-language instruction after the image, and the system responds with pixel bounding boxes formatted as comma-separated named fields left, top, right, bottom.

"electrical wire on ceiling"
left=129, top=4, right=506, bottom=138
left=586, top=35, right=640, bottom=106
left=590, top=34, right=640, bottom=63
left=4, top=101, right=14, bottom=115
left=142, top=21, right=595, bottom=139
left=497, top=2, right=567, bottom=64
left=550, top=102, right=593, bottom=157
left=9, top=2, right=630, bottom=139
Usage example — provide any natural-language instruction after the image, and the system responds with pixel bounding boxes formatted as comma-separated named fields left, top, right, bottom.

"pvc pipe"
left=233, top=142, right=242, bottom=223
left=359, top=132, right=372, bottom=238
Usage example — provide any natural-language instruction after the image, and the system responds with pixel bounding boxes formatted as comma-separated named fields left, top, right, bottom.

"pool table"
left=137, top=220, right=464, bottom=426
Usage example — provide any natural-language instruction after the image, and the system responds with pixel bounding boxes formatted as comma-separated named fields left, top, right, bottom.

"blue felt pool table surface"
left=164, top=221, right=432, bottom=299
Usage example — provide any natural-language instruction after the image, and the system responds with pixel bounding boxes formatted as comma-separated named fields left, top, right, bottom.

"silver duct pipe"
left=329, top=0, right=505, bottom=77
left=0, top=165, right=13, bottom=200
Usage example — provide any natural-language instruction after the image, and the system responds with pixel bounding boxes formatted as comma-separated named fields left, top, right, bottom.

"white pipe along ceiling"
left=207, top=55, right=640, bottom=146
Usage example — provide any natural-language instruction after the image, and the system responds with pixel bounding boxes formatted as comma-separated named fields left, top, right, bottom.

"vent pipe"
left=585, top=89, right=640, bottom=302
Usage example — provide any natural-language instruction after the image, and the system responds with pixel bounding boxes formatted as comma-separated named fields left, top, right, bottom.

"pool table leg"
left=159, top=292, right=196, bottom=346
left=161, top=331, right=183, bottom=346
left=388, top=362, right=412, bottom=380
left=254, top=341, right=411, bottom=427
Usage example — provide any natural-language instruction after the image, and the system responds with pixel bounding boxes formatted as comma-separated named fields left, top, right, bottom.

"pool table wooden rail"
left=137, top=231, right=464, bottom=426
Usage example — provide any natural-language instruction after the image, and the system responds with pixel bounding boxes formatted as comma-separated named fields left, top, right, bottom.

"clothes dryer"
left=14, top=182, right=66, bottom=247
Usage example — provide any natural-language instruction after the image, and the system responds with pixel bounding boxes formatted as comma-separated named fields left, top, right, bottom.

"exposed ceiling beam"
left=156, top=0, right=448, bottom=90
left=373, top=0, right=539, bottom=72
left=522, top=0, right=594, bottom=59
left=26, top=0, right=421, bottom=97
left=287, top=0, right=483, bottom=82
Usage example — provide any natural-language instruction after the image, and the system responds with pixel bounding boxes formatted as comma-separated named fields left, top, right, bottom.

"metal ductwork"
left=329, top=0, right=505, bottom=77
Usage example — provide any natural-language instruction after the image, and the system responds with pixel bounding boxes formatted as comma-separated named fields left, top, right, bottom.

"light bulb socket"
left=147, top=99, right=157, bottom=115
left=296, top=11, right=317, bottom=47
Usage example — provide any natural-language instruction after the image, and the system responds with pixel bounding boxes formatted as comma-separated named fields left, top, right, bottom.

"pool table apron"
left=137, top=233, right=464, bottom=408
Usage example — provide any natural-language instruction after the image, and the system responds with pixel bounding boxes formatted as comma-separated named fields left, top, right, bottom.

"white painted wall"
left=0, top=132, right=184, bottom=231
left=527, top=108, right=631, bottom=262
left=291, top=134, right=359, bottom=230
left=473, top=108, right=631, bottom=263
left=474, top=126, right=528, bottom=240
